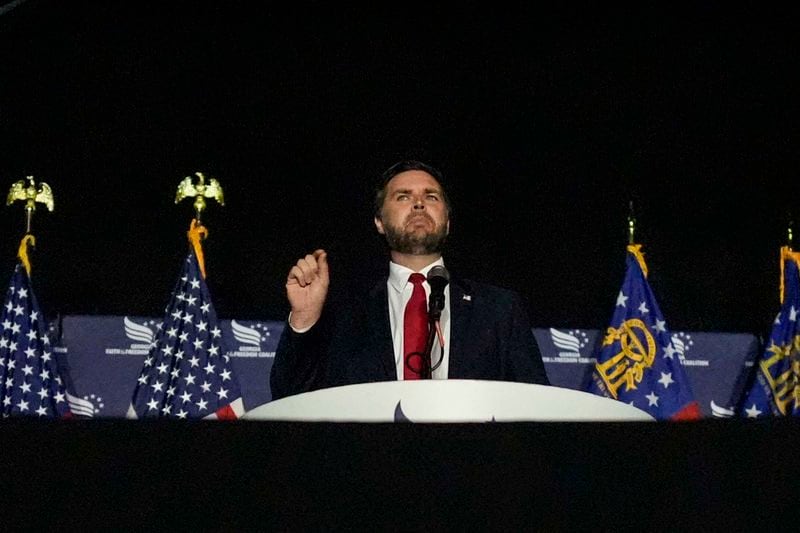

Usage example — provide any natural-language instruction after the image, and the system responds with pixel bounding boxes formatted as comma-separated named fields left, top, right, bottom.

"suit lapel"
left=367, top=280, right=397, bottom=379
left=447, top=278, right=473, bottom=378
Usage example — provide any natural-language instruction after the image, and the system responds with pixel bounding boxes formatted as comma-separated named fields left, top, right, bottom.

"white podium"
left=244, top=380, right=655, bottom=422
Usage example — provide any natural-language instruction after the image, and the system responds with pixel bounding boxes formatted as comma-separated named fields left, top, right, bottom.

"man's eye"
left=427, top=195, right=439, bottom=201
left=397, top=194, right=409, bottom=200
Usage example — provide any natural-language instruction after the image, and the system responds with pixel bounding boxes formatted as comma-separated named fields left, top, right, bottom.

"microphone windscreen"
left=428, top=265, right=450, bottom=285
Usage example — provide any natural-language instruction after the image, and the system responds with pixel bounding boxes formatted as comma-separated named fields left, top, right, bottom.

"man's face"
left=374, top=170, right=450, bottom=255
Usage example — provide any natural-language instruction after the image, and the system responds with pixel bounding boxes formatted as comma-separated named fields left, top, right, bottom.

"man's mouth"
left=406, top=214, right=432, bottom=227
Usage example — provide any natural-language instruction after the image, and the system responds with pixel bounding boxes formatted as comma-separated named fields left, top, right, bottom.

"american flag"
left=0, top=262, right=71, bottom=418
left=127, top=245, right=244, bottom=419
left=587, top=244, right=701, bottom=420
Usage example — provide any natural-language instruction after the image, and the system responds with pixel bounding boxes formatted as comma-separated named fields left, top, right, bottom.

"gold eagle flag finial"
left=175, top=171, right=224, bottom=223
left=6, top=176, right=54, bottom=234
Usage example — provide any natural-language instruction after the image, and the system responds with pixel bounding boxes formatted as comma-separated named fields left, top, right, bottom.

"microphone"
left=427, top=265, right=449, bottom=321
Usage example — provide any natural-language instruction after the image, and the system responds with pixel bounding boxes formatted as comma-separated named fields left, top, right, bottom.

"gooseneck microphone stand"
left=420, top=306, right=445, bottom=379
left=420, top=321, right=435, bottom=379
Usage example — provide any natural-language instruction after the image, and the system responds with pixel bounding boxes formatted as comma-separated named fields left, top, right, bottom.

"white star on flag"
left=658, top=372, right=675, bottom=388
left=616, top=291, right=628, bottom=307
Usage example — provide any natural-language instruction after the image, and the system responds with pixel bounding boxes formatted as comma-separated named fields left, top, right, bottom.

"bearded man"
left=270, top=160, right=550, bottom=400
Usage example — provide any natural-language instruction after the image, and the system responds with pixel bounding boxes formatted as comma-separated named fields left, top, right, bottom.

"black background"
left=1, top=1, right=799, bottom=335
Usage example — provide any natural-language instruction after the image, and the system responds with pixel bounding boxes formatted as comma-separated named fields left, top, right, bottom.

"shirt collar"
left=388, top=258, right=445, bottom=294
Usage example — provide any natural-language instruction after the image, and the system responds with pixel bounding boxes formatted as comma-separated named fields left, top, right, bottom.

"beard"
left=382, top=214, right=448, bottom=255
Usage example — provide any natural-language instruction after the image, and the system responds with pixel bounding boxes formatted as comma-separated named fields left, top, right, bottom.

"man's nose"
left=413, top=197, right=425, bottom=209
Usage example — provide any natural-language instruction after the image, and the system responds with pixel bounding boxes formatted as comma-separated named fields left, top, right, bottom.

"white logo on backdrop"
left=124, top=316, right=155, bottom=344
left=545, top=328, right=595, bottom=364
left=710, top=400, right=734, bottom=418
left=67, top=392, right=104, bottom=417
left=231, top=320, right=263, bottom=347
left=226, top=320, right=274, bottom=358
left=671, top=332, right=709, bottom=367
left=105, top=316, right=158, bottom=355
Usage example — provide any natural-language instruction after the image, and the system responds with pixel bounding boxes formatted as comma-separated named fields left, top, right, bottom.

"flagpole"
left=627, top=200, right=636, bottom=245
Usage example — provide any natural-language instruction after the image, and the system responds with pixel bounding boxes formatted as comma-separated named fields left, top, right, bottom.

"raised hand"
left=286, top=249, right=329, bottom=330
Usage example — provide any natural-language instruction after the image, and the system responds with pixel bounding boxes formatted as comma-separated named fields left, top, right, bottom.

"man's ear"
left=374, top=216, right=385, bottom=235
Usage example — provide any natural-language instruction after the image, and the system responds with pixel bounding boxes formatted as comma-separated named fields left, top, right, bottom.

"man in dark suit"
left=270, top=160, right=549, bottom=400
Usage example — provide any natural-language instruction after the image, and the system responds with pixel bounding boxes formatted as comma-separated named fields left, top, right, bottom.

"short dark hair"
left=373, top=160, right=452, bottom=219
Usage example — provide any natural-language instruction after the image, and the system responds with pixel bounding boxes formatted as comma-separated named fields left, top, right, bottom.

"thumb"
left=315, top=249, right=329, bottom=279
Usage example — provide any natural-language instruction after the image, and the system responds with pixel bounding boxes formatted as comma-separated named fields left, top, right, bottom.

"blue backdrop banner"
left=54, top=315, right=759, bottom=418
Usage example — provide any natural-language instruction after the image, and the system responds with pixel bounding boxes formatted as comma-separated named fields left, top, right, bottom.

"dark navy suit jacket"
left=269, top=275, right=550, bottom=400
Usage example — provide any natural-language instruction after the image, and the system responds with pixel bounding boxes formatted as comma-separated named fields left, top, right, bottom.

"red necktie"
left=404, top=273, right=429, bottom=380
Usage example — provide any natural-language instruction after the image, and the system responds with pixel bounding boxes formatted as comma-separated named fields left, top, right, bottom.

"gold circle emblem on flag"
left=596, top=318, right=656, bottom=398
